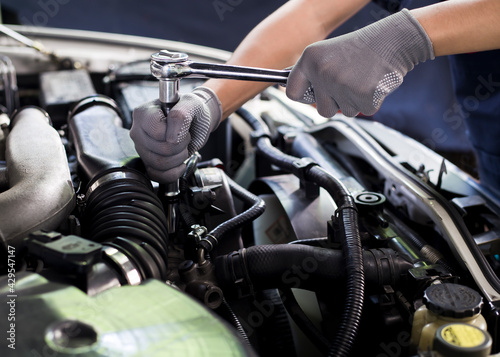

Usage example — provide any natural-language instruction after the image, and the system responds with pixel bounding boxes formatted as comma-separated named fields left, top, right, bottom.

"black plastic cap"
left=423, top=283, right=483, bottom=318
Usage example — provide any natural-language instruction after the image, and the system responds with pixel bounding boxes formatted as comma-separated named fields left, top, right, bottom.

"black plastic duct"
left=68, top=95, right=139, bottom=183
left=68, top=96, right=169, bottom=281
left=0, top=107, right=75, bottom=250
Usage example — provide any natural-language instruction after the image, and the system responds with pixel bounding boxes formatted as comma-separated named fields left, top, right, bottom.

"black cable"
left=306, top=166, right=364, bottom=357
left=218, top=298, right=252, bottom=348
left=236, top=107, right=365, bottom=357
left=179, top=154, right=201, bottom=228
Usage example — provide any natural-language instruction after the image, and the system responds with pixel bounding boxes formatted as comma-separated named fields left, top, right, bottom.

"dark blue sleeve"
left=372, top=0, right=443, bottom=13
left=371, top=0, right=403, bottom=13
left=372, top=0, right=500, bottom=196
left=448, top=50, right=500, bottom=196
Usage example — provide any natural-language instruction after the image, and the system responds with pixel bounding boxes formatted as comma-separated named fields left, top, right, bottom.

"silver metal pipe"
left=0, top=107, right=75, bottom=249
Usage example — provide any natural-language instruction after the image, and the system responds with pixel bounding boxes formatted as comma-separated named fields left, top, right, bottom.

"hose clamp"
left=292, top=157, right=319, bottom=198
left=188, top=225, right=219, bottom=252
left=227, top=248, right=254, bottom=298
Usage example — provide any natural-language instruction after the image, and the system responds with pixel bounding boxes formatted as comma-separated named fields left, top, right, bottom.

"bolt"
left=76, top=194, right=86, bottom=206
left=152, top=50, right=188, bottom=64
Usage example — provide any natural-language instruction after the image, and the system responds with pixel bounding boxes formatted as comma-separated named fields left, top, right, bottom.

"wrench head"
left=151, top=50, right=189, bottom=64
left=150, top=50, right=189, bottom=104
left=150, top=50, right=190, bottom=81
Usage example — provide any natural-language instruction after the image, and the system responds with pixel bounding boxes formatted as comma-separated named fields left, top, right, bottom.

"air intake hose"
left=68, top=95, right=139, bottom=182
left=68, top=96, right=169, bottom=281
left=83, top=169, right=169, bottom=281
left=0, top=107, right=75, bottom=250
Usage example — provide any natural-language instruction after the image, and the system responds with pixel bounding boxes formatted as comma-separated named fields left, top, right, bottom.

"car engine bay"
left=0, top=26, right=500, bottom=357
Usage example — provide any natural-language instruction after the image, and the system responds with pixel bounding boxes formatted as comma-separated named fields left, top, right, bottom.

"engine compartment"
left=1, top=26, right=500, bottom=357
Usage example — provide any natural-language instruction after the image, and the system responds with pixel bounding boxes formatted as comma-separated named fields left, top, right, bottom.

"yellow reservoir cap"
left=433, top=323, right=492, bottom=357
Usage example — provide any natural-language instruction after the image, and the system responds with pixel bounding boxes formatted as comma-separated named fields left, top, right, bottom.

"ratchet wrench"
left=149, top=50, right=292, bottom=235
left=150, top=49, right=291, bottom=114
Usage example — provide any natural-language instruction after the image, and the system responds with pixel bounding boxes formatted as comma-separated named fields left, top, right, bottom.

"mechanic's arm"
left=412, top=0, right=500, bottom=56
left=204, top=0, right=370, bottom=119
left=286, top=0, right=500, bottom=118
left=130, top=0, right=369, bottom=183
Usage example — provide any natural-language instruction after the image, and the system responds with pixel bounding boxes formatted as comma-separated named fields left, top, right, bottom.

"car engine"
left=0, top=26, right=499, bottom=357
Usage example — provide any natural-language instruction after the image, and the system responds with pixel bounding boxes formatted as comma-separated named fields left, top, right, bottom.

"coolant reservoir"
left=410, top=283, right=487, bottom=353
left=433, top=323, right=492, bottom=357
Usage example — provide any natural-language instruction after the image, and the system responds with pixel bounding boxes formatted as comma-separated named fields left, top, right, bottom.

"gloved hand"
left=130, top=86, right=222, bottom=183
left=286, top=9, right=435, bottom=118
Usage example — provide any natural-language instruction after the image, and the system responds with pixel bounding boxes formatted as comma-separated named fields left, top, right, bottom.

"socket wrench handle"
left=150, top=50, right=291, bottom=88
left=184, top=62, right=290, bottom=84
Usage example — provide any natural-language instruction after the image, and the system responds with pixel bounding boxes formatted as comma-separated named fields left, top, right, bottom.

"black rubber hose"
left=179, top=194, right=198, bottom=228
left=215, top=245, right=410, bottom=292
left=237, top=107, right=365, bottom=356
left=180, top=154, right=203, bottom=228
left=84, top=169, right=169, bottom=281
left=86, top=182, right=167, bottom=244
left=178, top=153, right=263, bottom=239
left=208, top=175, right=266, bottom=240
left=183, top=170, right=265, bottom=254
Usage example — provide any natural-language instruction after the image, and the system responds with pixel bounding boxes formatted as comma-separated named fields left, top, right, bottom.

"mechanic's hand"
left=130, top=86, right=222, bottom=183
left=286, top=9, right=434, bottom=118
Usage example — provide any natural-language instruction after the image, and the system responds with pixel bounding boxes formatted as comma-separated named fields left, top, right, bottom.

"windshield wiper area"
left=0, top=24, right=74, bottom=69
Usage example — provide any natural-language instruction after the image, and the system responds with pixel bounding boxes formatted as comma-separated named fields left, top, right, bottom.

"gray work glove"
left=130, top=86, right=222, bottom=183
left=286, top=9, right=435, bottom=117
